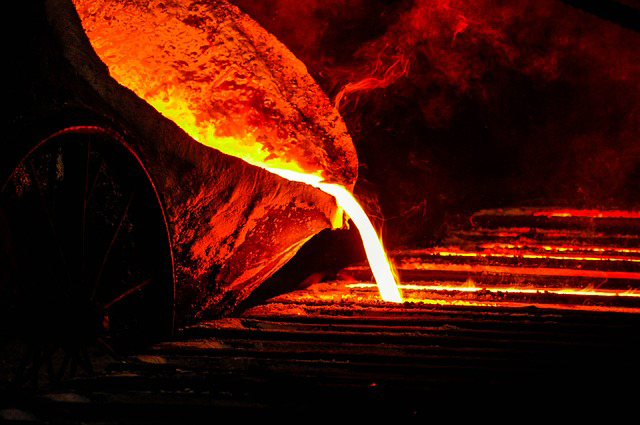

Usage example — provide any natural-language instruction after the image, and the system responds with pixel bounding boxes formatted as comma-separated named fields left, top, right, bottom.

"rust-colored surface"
left=70, top=0, right=357, bottom=187
left=40, top=0, right=358, bottom=322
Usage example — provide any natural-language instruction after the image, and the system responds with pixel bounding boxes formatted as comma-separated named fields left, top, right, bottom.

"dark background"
left=231, top=0, right=640, bottom=298
left=231, top=0, right=640, bottom=246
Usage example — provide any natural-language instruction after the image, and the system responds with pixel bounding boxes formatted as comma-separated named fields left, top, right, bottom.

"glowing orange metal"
left=73, top=0, right=403, bottom=303
left=428, top=249, right=640, bottom=263
left=479, top=242, right=640, bottom=255
left=347, top=282, right=640, bottom=298
left=399, top=261, right=640, bottom=280
left=533, top=209, right=640, bottom=218
left=264, top=170, right=402, bottom=303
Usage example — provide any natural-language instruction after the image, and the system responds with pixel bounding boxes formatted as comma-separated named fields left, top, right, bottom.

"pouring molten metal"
left=72, top=0, right=402, bottom=303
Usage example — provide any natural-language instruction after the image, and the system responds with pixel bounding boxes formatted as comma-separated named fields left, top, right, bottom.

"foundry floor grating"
left=3, top=206, right=640, bottom=421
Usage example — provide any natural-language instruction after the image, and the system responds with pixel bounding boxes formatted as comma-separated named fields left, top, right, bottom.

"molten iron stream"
left=265, top=169, right=402, bottom=303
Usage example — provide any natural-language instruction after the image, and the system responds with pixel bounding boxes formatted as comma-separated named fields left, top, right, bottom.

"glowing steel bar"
left=533, top=209, right=640, bottom=218
left=466, top=228, right=612, bottom=237
left=347, top=283, right=640, bottom=298
left=430, top=249, right=640, bottom=262
left=479, top=242, right=640, bottom=255
left=397, top=262, right=640, bottom=280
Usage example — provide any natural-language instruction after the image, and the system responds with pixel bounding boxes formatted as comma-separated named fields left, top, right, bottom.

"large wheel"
left=0, top=126, right=174, bottom=389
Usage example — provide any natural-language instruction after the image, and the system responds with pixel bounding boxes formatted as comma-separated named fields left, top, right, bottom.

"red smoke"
left=232, top=0, right=640, bottom=247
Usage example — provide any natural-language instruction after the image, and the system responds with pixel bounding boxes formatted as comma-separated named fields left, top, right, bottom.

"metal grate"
left=6, top=207, right=640, bottom=421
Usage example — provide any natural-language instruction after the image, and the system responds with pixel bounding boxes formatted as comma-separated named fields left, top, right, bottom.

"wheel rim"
left=0, top=126, right=174, bottom=388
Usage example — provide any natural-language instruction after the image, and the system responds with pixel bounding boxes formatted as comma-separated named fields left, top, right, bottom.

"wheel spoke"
left=82, top=139, right=91, bottom=287
left=79, top=347, right=94, bottom=376
left=69, top=349, right=78, bottom=379
left=92, top=190, right=135, bottom=300
left=97, top=338, right=122, bottom=361
left=11, top=343, right=35, bottom=388
left=48, top=148, right=58, bottom=217
left=4, top=129, right=173, bottom=388
left=46, top=356, right=56, bottom=384
left=44, top=344, right=60, bottom=385
left=27, top=161, right=74, bottom=289
left=29, top=346, right=45, bottom=389
left=56, top=350, right=71, bottom=382
left=86, top=157, right=103, bottom=206
left=104, top=277, right=154, bottom=309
